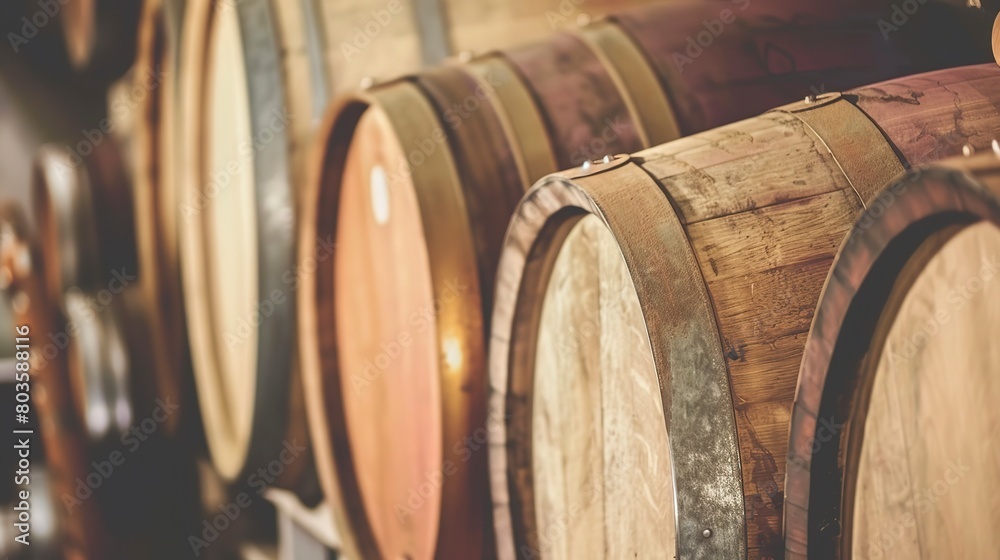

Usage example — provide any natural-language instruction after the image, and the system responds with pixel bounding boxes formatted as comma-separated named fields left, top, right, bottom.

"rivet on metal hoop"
left=602, top=155, right=612, bottom=164
left=963, top=144, right=976, bottom=157
left=581, top=160, right=592, bottom=171
left=702, top=528, right=713, bottom=538
left=992, top=139, right=1000, bottom=158
left=804, top=94, right=817, bottom=104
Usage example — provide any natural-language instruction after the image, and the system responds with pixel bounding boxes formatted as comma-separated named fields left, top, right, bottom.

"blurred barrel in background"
left=60, top=0, right=143, bottom=80
left=297, top=1, right=996, bottom=558
left=132, top=0, right=200, bottom=441
left=785, top=153, right=1000, bottom=559
left=487, top=63, right=1000, bottom=559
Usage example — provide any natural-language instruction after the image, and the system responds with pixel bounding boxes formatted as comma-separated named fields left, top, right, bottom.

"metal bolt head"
left=963, top=143, right=976, bottom=157
left=602, top=155, right=612, bottom=164
left=804, top=94, right=817, bottom=104
left=581, top=160, right=592, bottom=171
left=702, top=528, right=712, bottom=538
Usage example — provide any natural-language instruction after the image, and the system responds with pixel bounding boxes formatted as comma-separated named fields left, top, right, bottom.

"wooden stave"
left=784, top=154, right=1000, bottom=558
left=175, top=0, right=326, bottom=498
left=613, top=0, right=996, bottom=137
left=487, top=64, right=1000, bottom=559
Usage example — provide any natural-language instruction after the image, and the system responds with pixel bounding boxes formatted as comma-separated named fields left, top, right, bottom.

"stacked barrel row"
left=6, top=0, right=1000, bottom=558
left=291, top=3, right=1000, bottom=560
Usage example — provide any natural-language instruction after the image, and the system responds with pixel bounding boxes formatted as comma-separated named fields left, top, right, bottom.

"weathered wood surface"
left=489, top=64, right=1000, bottom=560
left=785, top=154, right=1000, bottom=558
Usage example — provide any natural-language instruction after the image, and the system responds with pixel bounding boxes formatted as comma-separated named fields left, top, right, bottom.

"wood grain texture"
left=852, top=222, right=1000, bottom=559
left=784, top=155, right=1000, bottom=559
left=532, top=214, right=676, bottom=559
left=487, top=64, right=1000, bottom=560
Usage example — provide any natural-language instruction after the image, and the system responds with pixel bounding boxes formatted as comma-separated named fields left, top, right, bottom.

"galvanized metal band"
left=576, top=19, right=681, bottom=146
left=773, top=93, right=906, bottom=208
left=299, top=0, right=329, bottom=121
left=490, top=155, right=745, bottom=559
left=465, top=53, right=559, bottom=187
left=412, top=0, right=452, bottom=65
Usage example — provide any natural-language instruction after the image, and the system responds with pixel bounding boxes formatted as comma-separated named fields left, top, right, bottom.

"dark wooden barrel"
left=60, top=0, right=142, bottom=79
left=297, top=2, right=993, bottom=558
left=132, top=0, right=195, bottom=440
left=784, top=152, right=1000, bottom=559
left=487, top=63, right=1000, bottom=559
left=0, top=200, right=203, bottom=559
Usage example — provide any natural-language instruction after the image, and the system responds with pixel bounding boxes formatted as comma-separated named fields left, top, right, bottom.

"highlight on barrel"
left=298, top=2, right=995, bottom=557
left=174, top=0, right=321, bottom=498
left=487, top=64, right=1000, bottom=559
left=784, top=152, right=1000, bottom=559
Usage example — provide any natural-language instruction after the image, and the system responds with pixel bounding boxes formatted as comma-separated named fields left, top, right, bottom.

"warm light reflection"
left=443, top=336, right=463, bottom=371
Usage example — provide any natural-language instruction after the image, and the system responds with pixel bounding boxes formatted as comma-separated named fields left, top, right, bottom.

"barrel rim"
left=488, top=157, right=746, bottom=559
left=177, top=0, right=297, bottom=483
left=784, top=155, right=1000, bottom=557
left=299, top=80, right=490, bottom=557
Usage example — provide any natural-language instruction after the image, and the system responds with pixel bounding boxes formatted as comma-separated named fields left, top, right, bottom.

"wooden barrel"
left=312, top=0, right=665, bottom=94
left=175, top=0, right=323, bottom=496
left=486, top=63, right=1000, bottom=559
left=133, top=0, right=196, bottom=439
left=784, top=153, right=1000, bottom=558
left=0, top=201, right=113, bottom=559
left=60, top=0, right=142, bottom=79
left=297, top=2, right=993, bottom=558
left=1, top=197, right=204, bottom=559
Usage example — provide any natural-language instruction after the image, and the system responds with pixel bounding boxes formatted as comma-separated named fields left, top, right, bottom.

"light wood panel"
left=334, top=106, right=443, bottom=560
left=852, top=222, right=1000, bottom=559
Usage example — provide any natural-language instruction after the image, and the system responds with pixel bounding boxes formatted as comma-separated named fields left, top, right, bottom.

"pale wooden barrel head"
left=532, top=214, right=676, bottom=559
left=333, top=104, right=443, bottom=559
left=183, top=1, right=258, bottom=479
left=850, top=221, right=1000, bottom=559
